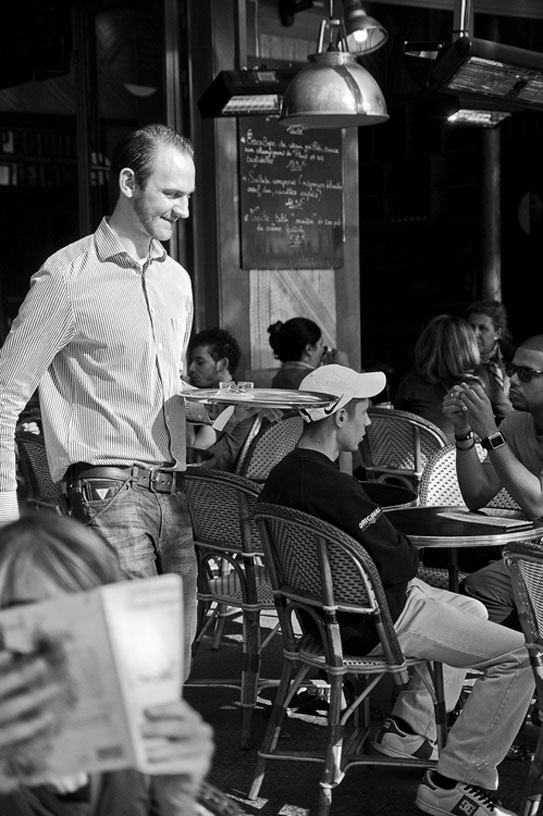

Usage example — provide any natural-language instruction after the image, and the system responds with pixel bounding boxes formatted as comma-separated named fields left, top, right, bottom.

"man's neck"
left=297, top=429, right=340, bottom=462
left=108, top=212, right=151, bottom=264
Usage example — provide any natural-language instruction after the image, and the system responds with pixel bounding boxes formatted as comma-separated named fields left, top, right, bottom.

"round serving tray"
left=183, top=387, right=337, bottom=409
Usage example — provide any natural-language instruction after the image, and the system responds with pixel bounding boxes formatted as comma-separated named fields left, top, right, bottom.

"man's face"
left=508, top=347, right=543, bottom=413
left=132, top=146, right=196, bottom=243
left=188, top=344, right=226, bottom=388
left=338, top=398, right=371, bottom=452
left=466, top=312, right=499, bottom=357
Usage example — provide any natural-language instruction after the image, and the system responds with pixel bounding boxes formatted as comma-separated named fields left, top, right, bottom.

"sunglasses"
left=506, top=363, right=543, bottom=383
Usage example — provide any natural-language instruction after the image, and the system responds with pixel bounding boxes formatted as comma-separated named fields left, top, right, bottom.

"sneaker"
left=416, top=770, right=517, bottom=816
left=373, top=717, right=438, bottom=761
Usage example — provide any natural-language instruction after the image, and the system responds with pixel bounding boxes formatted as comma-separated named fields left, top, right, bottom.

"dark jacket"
left=258, top=448, right=419, bottom=654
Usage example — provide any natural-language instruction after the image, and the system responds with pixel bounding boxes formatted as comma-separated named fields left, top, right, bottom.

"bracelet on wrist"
left=454, top=430, right=474, bottom=442
left=456, top=439, right=475, bottom=452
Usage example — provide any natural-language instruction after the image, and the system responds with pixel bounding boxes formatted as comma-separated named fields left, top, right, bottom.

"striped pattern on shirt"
left=0, top=217, right=193, bottom=494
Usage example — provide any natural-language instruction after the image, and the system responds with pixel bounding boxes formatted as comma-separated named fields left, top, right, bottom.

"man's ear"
left=217, top=356, right=229, bottom=373
left=334, top=408, right=346, bottom=428
left=119, top=168, right=136, bottom=197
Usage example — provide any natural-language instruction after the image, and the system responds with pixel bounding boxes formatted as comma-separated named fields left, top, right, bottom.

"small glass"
left=219, top=381, right=237, bottom=392
left=236, top=381, right=254, bottom=392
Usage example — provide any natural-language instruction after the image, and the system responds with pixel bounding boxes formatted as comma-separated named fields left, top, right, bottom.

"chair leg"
left=240, top=610, right=262, bottom=749
left=248, top=659, right=303, bottom=800
left=315, top=674, right=345, bottom=816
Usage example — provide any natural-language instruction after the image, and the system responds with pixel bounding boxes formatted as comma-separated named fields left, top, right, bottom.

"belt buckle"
left=149, top=468, right=173, bottom=494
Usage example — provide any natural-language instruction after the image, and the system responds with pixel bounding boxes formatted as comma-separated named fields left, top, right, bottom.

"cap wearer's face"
left=337, top=398, right=370, bottom=452
left=132, top=145, right=195, bottom=244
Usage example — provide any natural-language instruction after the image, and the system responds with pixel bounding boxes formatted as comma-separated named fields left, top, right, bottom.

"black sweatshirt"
left=258, top=448, right=419, bottom=654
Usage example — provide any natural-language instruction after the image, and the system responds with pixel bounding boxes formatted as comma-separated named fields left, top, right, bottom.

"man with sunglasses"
left=442, top=334, right=543, bottom=628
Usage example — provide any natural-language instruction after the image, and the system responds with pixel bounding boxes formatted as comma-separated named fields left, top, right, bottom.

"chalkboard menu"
left=239, top=118, right=344, bottom=270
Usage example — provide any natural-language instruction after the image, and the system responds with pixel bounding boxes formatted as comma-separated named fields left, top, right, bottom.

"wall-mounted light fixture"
left=405, top=0, right=543, bottom=119
left=197, top=68, right=298, bottom=118
left=436, top=95, right=512, bottom=128
left=428, top=37, right=543, bottom=113
left=279, top=1, right=389, bottom=128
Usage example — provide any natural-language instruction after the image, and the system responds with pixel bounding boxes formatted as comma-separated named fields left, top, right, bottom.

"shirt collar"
left=94, top=217, right=167, bottom=265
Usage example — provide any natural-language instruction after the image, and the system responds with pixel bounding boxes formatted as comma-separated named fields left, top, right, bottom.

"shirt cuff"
left=0, top=492, right=19, bottom=525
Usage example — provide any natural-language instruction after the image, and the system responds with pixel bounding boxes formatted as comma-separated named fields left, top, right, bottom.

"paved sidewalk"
left=185, top=612, right=537, bottom=816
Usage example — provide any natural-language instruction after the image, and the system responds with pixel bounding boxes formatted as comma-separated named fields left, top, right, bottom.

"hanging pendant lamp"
left=279, top=3, right=389, bottom=128
left=340, top=0, right=388, bottom=56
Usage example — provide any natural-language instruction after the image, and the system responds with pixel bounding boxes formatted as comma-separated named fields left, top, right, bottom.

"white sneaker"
left=416, top=770, right=518, bottom=816
left=373, top=717, right=438, bottom=761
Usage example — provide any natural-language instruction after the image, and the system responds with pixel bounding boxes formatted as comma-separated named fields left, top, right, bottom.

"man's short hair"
left=110, top=124, right=194, bottom=190
left=189, top=327, right=242, bottom=376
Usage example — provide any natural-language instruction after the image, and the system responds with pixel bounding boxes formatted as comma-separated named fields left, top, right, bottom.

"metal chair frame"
left=234, top=413, right=304, bottom=483
left=184, top=467, right=279, bottom=749
left=250, top=502, right=446, bottom=816
left=358, top=407, right=448, bottom=492
left=503, top=539, right=543, bottom=816
left=15, top=429, right=68, bottom=514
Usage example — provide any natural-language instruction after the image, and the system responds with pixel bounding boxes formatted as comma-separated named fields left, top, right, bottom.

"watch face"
left=484, top=432, right=506, bottom=449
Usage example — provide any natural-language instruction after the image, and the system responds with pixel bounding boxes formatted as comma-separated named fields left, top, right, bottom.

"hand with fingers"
left=144, top=699, right=215, bottom=816
left=0, top=650, right=65, bottom=790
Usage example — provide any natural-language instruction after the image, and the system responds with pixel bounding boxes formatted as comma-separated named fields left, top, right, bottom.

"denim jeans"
left=371, top=578, right=534, bottom=790
left=69, top=479, right=197, bottom=680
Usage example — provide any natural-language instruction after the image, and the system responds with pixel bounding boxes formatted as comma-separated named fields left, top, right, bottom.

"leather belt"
left=66, top=463, right=185, bottom=494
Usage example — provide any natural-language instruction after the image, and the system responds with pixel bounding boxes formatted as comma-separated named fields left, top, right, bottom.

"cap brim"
left=300, top=370, right=387, bottom=422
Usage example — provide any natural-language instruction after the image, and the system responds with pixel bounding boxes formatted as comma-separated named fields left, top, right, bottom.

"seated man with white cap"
left=258, top=364, right=533, bottom=816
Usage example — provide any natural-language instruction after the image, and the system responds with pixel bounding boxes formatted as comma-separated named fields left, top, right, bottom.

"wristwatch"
left=481, top=432, right=507, bottom=451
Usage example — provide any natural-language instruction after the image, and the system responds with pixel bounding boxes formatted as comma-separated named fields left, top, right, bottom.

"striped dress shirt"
left=0, top=217, right=194, bottom=520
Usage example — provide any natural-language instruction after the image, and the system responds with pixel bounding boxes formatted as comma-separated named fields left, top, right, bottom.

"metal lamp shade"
left=343, top=16, right=388, bottom=55
left=341, top=0, right=388, bottom=56
left=279, top=51, right=389, bottom=128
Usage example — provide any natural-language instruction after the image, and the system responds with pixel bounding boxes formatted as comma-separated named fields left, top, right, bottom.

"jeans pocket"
left=68, top=478, right=128, bottom=523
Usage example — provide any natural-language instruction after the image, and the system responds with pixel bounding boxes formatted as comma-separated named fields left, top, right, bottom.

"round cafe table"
left=384, top=505, right=543, bottom=592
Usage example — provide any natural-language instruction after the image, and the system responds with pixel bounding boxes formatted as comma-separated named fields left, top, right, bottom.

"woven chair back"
left=15, top=430, right=67, bottom=511
left=359, top=407, right=448, bottom=488
left=185, top=467, right=262, bottom=555
left=235, top=414, right=304, bottom=482
left=419, top=443, right=520, bottom=510
left=255, top=502, right=402, bottom=653
left=504, top=539, right=543, bottom=647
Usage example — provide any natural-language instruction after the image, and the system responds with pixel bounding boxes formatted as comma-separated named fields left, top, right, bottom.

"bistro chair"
left=184, top=467, right=279, bottom=749
left=503, top=539, right=543, bottom=816
left=15, top=429, right=69, bottom=515
left=419, top=442, right=520, bottom=510
left=250, top=502, right=446, bottom=816
left=418, top=442, right=520, bottom=587
left=358, top=407, right=448, bottom=492
left=235, top=413, right=304, bottom=484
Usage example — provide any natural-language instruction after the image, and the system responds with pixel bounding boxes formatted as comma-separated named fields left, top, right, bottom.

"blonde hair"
left=0, top=514, right=122, bottom=608
left=413, top=314, right=481, bottom=388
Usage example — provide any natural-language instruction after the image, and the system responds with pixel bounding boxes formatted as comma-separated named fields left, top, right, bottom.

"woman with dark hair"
left=268, top=317, right=348, bottom=389
left=394, top=314, right=482, bottom=442
left=0, top=513, right=214, bottom=816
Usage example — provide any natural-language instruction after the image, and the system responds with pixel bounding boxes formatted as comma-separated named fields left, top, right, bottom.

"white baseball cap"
left=299, top=365, right=387, bottom=422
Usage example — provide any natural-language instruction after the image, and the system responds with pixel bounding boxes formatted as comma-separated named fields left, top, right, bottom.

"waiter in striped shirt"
left=0, top=123, right=200, bottom=675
